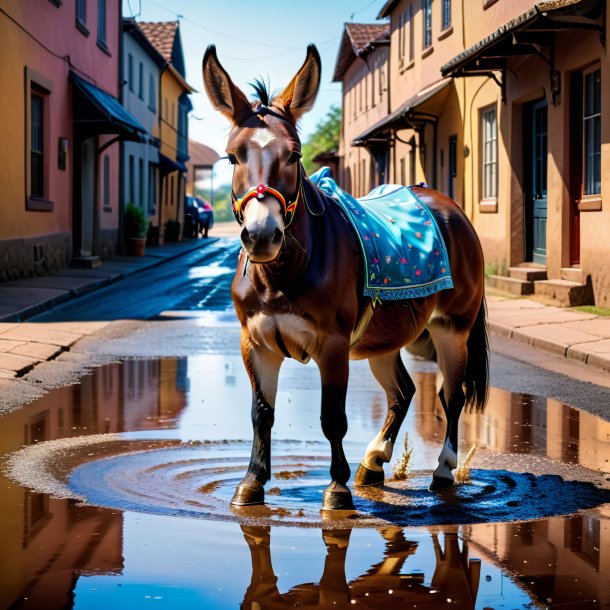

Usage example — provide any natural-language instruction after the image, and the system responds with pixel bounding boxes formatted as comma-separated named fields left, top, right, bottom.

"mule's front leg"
left=319, top=341, right=354, bottom=510
left=231, top=336, right=283, bottom=506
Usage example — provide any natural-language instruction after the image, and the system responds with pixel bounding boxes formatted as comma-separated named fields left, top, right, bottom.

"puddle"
left=1, top=356, right=609, bottom=608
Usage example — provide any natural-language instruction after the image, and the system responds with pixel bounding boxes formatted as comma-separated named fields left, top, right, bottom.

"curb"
left=0, top=238, right=219, bottom=323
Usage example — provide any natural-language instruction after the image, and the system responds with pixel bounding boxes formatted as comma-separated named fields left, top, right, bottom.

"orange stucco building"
left=334, top=0, right=608, bottom=306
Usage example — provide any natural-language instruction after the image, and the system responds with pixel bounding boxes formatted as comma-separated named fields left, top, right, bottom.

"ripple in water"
left=59, top=439, right=610, bottom=528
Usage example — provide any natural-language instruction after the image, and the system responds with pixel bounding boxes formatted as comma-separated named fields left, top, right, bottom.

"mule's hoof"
left=322, top=482, right=354, bottom=510
left=428, top=476, right=454, bottom=492
left=230, top=480, right=265, bottom=506
left=354, top=463, right=384, bottom=487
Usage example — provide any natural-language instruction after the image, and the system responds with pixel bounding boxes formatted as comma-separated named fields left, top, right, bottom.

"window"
left=400, top=158, right=406, bottom=186
left=76, top=0, right=88, bottom=34
left=481, top=107, right=498, bottom=200
left=408, top=4, right=414, bottom=62
left=25, top=68, right=53, bottom=211
left=129, top=154, right=135, bottom=202
left=97, top=0, right=107, bottom=48
left=442, top=0, right=451, bottom=30
left=422, top=0, right=432, bottom=48
left=138, top=62, right=144, bottom=100
left=583, top=68, right=601, bottom=195
left=148, top=73, right=156, bottom=111
left=138, top=158, right=144, bottom=205
left=31, top=92, right=44, bottom=198
left=448, top=134, right=457, bottom=199
left=398, top=11, right=404, bottom=60
left=103, top=155, right=110, bottom=210
left=128, top=54, right=134, bottom=92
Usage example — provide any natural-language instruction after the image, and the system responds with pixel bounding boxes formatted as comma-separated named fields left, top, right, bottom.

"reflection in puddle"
left=1, top=356, right=609, bottom=608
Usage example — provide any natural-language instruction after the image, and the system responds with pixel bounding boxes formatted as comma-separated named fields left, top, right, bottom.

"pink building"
left=0, top=0, right=144, bottom=279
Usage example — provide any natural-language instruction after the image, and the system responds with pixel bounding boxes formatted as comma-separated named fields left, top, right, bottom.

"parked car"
left=184, top=195, right=214, bottom=238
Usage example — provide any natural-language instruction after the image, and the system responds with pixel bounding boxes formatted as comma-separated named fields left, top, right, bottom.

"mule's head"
left=202, top=45, right=321, bottom=263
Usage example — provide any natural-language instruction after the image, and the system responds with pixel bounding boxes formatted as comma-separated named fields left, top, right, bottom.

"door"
left=528, top=99, right=548, bottom=264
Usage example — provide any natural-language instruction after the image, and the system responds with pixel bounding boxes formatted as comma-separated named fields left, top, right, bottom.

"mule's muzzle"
left=241, top=222, right=284, bottom=263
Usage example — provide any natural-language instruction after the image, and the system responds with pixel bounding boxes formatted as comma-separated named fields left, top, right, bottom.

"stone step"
left=561, top=267, right=583, bottom=283
left=487, top=275, right=534, bottom=295
left=70, top=256, right=102, bottom=269
left=534, top=279, right=593, bottom=307
left=508, top=266, right=548, bottom=282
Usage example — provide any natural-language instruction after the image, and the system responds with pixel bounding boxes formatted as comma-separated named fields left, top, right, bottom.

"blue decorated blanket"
left=310, top=167, right=453, bottom=300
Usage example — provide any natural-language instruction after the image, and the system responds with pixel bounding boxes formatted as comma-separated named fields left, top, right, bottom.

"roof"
left=70, top=72, right=146, bottom=139
left=123, top=19, right=167, bottom=68
left=138, top=21, right=178, bottom=63
left=353, top=78, right=451, bottom=145
left=333, top=23, right=390, bottom=82
left=188, top=140, right=221, bottom=167
left=442, top=0, right=602, bottom=77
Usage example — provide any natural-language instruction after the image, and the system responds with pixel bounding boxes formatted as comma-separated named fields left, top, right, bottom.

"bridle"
left=231, top=166, right=302, bottom=229
left=230, top=104, right=302, bottom=230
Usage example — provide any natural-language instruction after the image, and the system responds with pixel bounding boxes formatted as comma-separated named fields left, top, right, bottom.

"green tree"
left=211, top=183, right=234, bottom=222
left=301, top=105, right=341, bottom=175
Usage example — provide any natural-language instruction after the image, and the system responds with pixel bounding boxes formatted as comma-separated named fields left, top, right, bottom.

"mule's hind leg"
left=354, top=351, right=415, bottom=486
left=427, top=321, right=468, bottom=491
left=231, top=336, right=283, bottom=506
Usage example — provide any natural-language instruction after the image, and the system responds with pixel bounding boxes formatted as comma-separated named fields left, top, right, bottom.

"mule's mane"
left=250, top=77, right=276, bottom=107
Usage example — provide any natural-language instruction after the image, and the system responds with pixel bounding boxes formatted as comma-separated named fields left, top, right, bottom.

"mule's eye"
left=287, top=151, right=302, bottom=165
left=227, top=153, right=238, bottom=165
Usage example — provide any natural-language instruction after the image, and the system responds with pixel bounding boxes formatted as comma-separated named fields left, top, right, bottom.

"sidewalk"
left=487, top=296, right=610, bottom=371
left=0, top=235, right=609, bottom=377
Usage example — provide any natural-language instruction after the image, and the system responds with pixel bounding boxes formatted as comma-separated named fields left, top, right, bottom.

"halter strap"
left=231, top=167, right=302, bottom=229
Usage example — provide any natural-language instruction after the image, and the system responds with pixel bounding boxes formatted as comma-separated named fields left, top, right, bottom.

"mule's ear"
left=202, top=45, right=250, bottom=123
left=273, top=44, right=321, bottom=123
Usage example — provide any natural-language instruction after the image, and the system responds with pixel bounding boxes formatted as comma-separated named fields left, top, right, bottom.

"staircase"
left=487, top=265, right=593, bottom=306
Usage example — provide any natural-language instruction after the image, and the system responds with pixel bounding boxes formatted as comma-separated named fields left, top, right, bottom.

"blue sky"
left=123, top=0, right=387, bottom=185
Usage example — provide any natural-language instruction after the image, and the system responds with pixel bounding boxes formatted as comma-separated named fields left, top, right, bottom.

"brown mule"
left=202, top=45, right=489, bottom=510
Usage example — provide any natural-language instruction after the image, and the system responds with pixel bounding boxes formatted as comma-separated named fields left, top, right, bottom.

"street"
left=0, top=238, right=609, bottom=609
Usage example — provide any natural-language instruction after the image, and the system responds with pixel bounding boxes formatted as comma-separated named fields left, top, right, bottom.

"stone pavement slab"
left=2, top=275, right=100, bottom=293
left=11, top=342, right=64, bottom=360
left=0, top=352, right=40, bottom=374
left=0, top=325, right=82, bottom=347
left=511, top=324, right=601, bottom=356
left=0, top=339, right=27, bottom=352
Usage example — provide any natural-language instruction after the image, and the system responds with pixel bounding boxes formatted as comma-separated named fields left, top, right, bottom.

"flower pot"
left=129, top=236, right=147, bottom=257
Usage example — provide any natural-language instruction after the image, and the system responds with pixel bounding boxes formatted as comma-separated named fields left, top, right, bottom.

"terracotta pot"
left=129, top=236, right=147, bottom=256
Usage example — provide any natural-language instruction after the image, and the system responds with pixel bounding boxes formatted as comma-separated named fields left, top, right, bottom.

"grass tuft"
left=392, top=432, right=413, bottom=480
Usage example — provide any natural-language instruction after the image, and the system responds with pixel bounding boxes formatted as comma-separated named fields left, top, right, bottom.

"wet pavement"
left=1, top=354, right=609, bottom=609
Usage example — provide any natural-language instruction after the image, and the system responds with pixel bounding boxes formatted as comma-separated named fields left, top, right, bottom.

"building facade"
left=0, top=0, right=148, bottom=280
left=121, top=19, right=165, bottom=245
left=139, top=22, right=193, bottom=243
left=333, top=23, right=390, bottom=198
left=335, top=0, right=608, bottom=306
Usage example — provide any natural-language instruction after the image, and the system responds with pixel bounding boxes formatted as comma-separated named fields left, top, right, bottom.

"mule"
left=202, top=44, right=488, bottom=510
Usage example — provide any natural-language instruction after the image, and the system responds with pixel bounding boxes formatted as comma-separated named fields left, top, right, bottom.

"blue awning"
left=70, top=72, right=146, bottom=140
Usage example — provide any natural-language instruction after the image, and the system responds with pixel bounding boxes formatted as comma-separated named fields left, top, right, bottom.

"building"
left=138, top=21, right=193, bottom=243
left=121, top=19, right=166, bottom=247
left=333, top=23, right=390, bottom=198
left=335, top=0, right=608, bottom=306
left=0, top=0, right=146, bottom=279
left=185, top=139, right=220, bottom=203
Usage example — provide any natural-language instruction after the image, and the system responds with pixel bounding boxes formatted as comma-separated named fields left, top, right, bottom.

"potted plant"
left=125, top=203, right=148, bottom=256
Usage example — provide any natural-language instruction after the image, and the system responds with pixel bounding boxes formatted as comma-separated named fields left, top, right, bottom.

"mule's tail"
left=464, top=295, right=489, bottom=413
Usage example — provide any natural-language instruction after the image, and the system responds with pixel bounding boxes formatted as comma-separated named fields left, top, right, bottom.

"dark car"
left=184, top=195, right=214, bottom=238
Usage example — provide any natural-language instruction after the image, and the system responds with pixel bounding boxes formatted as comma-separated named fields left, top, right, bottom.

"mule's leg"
left=354, top=351, right=415, bottom=486
left=231, top=338, right=283, bottom=506
left=319, top=342, right=353, bottom=510
left=427, top=322, right=468, bottom=491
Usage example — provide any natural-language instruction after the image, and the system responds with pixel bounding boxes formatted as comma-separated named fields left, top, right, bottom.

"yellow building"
left=139, top=21, right=194, bottom=242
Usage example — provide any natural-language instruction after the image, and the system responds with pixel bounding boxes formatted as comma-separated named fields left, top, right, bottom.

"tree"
left=301, top=105, right=341, bottom=175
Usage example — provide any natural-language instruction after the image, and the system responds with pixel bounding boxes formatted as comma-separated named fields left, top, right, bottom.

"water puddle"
left=1, top=356, right=609, bottom=608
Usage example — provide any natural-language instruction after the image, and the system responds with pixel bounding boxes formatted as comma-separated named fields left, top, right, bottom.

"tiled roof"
left=188, top=140, right=220, bottom=167
left=333, top=23, right=390, bottom=82
left=138, top=21, right=178, bottom=63
left=346, top=23, right=389, bottom=54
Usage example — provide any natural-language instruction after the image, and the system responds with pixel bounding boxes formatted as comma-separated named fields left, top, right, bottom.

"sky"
left=123, top=0, right=388, bottom=185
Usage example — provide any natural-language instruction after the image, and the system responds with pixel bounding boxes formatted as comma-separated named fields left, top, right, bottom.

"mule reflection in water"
left=241, top=526, right=481, bottom=609
left=202, top=45, right=488, bottom=509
